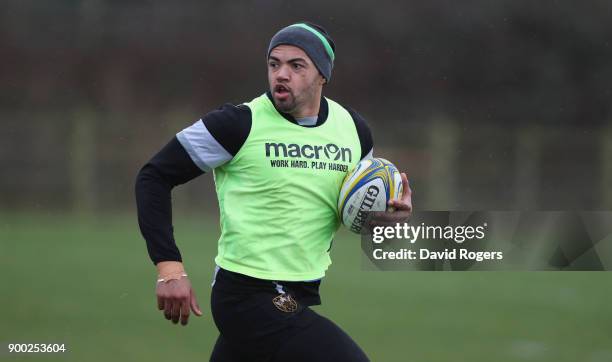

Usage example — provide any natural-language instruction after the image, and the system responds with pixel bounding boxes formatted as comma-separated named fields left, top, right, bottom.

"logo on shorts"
left=272, top=293, right=298, bottom=313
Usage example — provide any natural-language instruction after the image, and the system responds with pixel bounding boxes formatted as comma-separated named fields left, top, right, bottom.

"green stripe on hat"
left=290, top=23, right=335, bottom=62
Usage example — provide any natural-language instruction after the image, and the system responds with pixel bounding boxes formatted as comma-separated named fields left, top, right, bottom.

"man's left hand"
left=368, top=172, right=412, bottom=228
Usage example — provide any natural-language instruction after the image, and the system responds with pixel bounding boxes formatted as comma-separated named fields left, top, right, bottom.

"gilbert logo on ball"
left=338, top=158, right=403, bottom=233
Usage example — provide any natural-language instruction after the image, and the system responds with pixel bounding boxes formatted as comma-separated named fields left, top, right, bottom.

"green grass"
left=1, top=213, right=612, bottom=361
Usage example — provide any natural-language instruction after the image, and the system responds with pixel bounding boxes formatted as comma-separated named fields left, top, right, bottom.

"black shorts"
left=209, top=268, right=370, bottom=362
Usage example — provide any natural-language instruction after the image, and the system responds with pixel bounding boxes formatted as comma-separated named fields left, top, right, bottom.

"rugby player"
left=135, top=22, right=412, bottom=361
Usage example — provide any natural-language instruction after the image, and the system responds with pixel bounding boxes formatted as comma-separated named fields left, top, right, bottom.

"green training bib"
left=213, top=93, right=361, bottom=281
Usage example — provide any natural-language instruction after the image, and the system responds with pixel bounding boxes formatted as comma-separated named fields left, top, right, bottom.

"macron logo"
left=265, top=142, right=352, bottom=162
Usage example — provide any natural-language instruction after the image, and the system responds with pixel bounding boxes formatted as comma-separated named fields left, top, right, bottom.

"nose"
left=276, top=64, right=290, bottom=82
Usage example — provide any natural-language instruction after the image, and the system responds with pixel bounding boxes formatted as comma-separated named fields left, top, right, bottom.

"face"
left=268, top=45, right=326, bottom=115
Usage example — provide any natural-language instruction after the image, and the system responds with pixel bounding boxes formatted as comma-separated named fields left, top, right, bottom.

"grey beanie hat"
left=267, top=22, right=336, bottom=82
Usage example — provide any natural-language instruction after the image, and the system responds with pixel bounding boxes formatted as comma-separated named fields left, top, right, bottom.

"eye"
left=269, top=62, right=278, bottom=68
left=292, top=63, right=304, bottom=70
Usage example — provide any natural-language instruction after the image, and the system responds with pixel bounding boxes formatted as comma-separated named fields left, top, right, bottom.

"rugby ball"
left=338, top=158, right=403, bottom=233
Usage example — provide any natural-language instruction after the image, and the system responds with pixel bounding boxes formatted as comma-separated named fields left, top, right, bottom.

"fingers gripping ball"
left=338, top=158, right=403, bottom=233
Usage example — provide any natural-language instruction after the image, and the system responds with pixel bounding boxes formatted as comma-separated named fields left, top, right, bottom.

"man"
left=136, top=22, right=412, bottom=361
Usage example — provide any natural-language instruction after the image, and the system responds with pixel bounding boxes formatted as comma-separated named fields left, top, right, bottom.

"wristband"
left=156, top=261, right=186, bottom=283
left=156, top=272, right=188, bottom=284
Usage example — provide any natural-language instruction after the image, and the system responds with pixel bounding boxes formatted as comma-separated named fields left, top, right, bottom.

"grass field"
left=1, top=213, right=612, bottom=362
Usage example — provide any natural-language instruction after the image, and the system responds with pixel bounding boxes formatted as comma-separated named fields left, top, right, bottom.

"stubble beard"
left=274, top=92, right=297, bottom=114
left=274, top=81, right=318, bottom=116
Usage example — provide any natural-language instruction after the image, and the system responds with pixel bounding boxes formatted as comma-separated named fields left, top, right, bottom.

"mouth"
left=274, top=84, right=291, bottom=99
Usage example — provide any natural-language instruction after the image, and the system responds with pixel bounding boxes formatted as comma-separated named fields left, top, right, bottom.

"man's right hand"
left=155, top=261, right=203, bottom=326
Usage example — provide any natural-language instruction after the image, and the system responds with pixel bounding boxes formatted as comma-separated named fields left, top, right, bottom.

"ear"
left=319, top=75, right=327, bottom=86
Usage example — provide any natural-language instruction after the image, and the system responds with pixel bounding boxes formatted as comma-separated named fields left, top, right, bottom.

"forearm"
left=135, top=163, right=183, bottom=264
left=135, top=137, right=204, bottom=266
